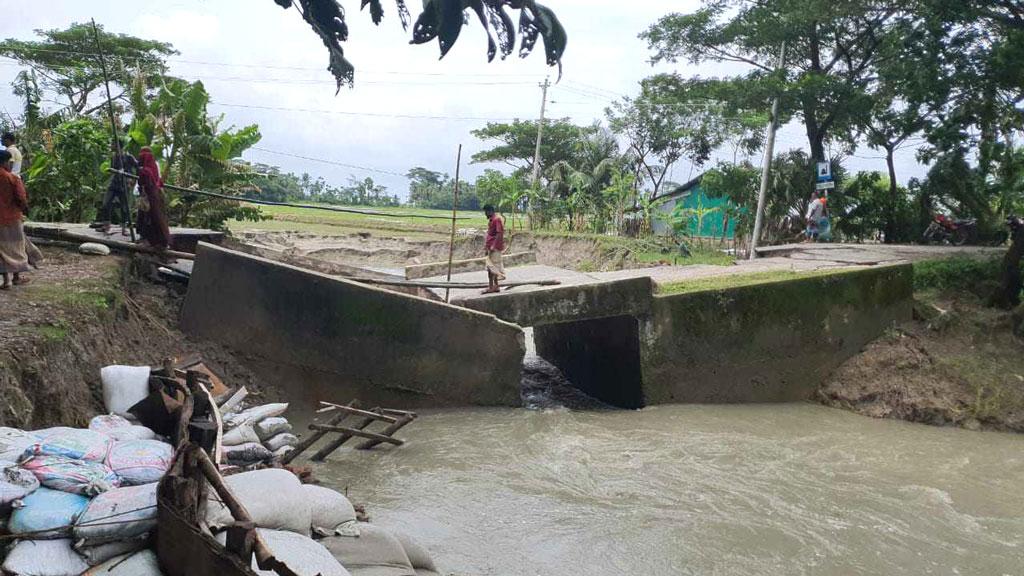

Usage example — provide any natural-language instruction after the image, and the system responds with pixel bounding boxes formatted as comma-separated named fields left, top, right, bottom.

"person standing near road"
left=805, top=192, right=825, bottom=242
left=482, top=204, right=506, bottom=294
left=2, top=133, right=22, bottom=177
left=0, top=149, right=31, bottom=289
left=91, top=139, right=139, bottom=235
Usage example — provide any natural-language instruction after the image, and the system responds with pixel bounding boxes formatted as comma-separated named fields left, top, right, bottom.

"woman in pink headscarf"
left=135, top=147, right=171, bottom=251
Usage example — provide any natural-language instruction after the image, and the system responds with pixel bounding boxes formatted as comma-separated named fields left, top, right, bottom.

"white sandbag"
left=84, top=549, right=163, bottom=576
left=224, top=403, right=289, bottom=429
left=0, top=428, right=38, bottom=462
left=88, top=415, right=132, bottom=435
left=221, top=424, right=260, bottom=446
left=2, top=538, right=90, bottom=576
left=206, top=468, right=311, bottom=534
left=255, top=417, right=292, bottom=440
left=272, top=445, right=295, bottom=459
left=263, top=433, right=298, bottom=453
left=222, top=442, right=274, bottom=465
left=391, top=531, right=438, bottom=572
left=21, top=456, right=120, bottom=496
left=25, top=428, right=113, bottom=462
left=76, top=537, right=148, bottom=566
left=303, top=484, right=357, bottom=537
left=74, top=483, right=157, bottom=545
left=217, top=529, right=349, bottom=576
left=7, top=487, right=90, bottom=537
left=79, top=242, right=112, bottom=256
left=100, top=365, right=151, bottom=417
left=107, top=426, right=157, bottom=442
left=413, top=570, right=440, bottom=576
left=1, top=461, right=40, bottom=507
left=106, top=440, right=173, bottom=486
left=320, top=525, right=414, bottom=576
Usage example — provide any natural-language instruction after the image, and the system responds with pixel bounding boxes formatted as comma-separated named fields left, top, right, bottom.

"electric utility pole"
left=749, top=42, right=787, bottom=260
left=528, top=77, right=550, bottom=227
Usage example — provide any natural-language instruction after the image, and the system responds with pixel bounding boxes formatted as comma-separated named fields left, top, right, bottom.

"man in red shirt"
left=0, top=149, right=30, bottom=289
left=483, top=204, right=506, bottom=294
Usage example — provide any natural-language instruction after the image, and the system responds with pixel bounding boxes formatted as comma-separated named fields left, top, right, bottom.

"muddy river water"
left=309, top=404, right=1023, bottom=575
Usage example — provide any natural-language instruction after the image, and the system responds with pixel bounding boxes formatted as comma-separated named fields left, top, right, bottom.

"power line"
left=209, top=101, right=519, bottom=122
left=247, top=146, right=409, bottom=178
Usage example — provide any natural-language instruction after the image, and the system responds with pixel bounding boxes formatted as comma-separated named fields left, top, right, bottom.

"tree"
left=642, top=1, right=905, bottom=164
left=272, top=0, right=566, bottom=90
left=0, top=23, right=176, bottom=115
left=23, top=117, right=110, bottom=222
left=471, top=119, right=597, bottom=175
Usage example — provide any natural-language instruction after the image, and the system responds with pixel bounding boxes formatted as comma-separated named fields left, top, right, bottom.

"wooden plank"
left=279, top=399, right=359, bottom=465
left=353, top=277, right=561, bottom=289
left=355, top=414, right=416, bottom=450
left=309, top=414, right=378, bottom=462
left=27, top=225, right=195, bottom=260
left=318, top=402, right=398, bottom=423
left=219, top=386, right=249, bottom=413
left=308, top=424, right=404, bottom=446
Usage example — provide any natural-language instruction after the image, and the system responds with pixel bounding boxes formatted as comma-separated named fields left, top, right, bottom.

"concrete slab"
left=25, top=221, right=224, bottom=253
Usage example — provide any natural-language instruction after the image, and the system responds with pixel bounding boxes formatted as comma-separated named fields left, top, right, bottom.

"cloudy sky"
left=0, top=1, right=927, bottom=199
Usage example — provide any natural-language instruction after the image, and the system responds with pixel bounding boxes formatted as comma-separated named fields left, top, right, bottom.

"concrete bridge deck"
left=431, top=243, right=1001, bottom=326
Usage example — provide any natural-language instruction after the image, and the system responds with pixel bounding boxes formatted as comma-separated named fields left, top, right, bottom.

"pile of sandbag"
left=1, top=366, right=173, bottom=576
left=203, top=468, right=440, bottom=576
left=219, top=403, right=299, bottom=467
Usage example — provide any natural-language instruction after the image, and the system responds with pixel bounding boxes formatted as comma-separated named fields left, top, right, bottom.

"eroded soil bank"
left=818, top=261, right=1024, bottom=432
left=0, top=247, right=275, bottom=429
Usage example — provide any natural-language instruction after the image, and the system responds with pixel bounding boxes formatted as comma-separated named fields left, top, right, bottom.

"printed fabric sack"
left=74, top=482, right=158, bottom=545
left=0, top=460, right=40, bottom=508
left=7, top=487, right=90, bottom=537
left=23, top=428, right=113, bottom=462
left=2, top=538, right=90, bottom=576
left=106, top=440, right=173, bottom=486
left=21, top=456, right=120, bottom=496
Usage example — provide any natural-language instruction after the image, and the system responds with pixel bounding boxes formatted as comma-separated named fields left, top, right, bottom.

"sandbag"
left=222, top=442, right=274, bottom=465
left=88, top=415, right=132, bottom=435
left=206, top=468, right=311, bottom=534
left=272, top=445, right=295, bottom=459
left=21, top=456, right=120, bottom=496
left=264, top=433, right=298, bottom=453
left=391, top=531, right=438, bottom=572
left=84, top=549, right=163, bottom=576
left=79, top=242, right=112, bottom=256
left=255, top=417, right=292, bottom=440
left=413, top=571, right=440, bottom=576
left=321, top=525, right=415, bottom=576
left=24, top=428, right=113, bottom=462
left=106, top=440, right=173, bottom=486
left=221, top=424, right=260, bottom=447
left=74, top=483, right=157, bottom=545
left=101, top=365, right=152, bottom=417
left=218, top=529, right=349, bottom=576
left=107, top=426, right=157, bottom=442
left=8, top=487, right=90, bottom=537
left=1, top=461, right=40, bottom=507
left=2, top=538, right=90, bottom=576
left=76, top=537, right=148, bottom=566
left=0, top=428, right=38, bottom=462
left=224, top=403, right=289, bottom=429
left=303, top=484, right=357, bottom=537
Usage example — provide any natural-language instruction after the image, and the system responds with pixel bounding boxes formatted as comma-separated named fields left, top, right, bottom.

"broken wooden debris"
left=281, top=400, right=418, bottom=463
left=308, top=424, right=404, bottom=446
left=279, top=400, right=360, bottom=466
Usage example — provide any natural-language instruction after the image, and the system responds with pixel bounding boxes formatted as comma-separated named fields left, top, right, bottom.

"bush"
left=913, top=257, right=1002, bottom=293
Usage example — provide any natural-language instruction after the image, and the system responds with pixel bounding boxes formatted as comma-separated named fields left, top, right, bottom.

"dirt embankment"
left=818, top=292, right=1024, bottom=432
left=0, top=247, right=275, bottom=430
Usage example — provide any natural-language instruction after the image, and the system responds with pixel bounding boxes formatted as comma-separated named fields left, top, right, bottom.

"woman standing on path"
left=0, top=149, right=31, bottom=289
left=136, top=147, right=171, bottom=253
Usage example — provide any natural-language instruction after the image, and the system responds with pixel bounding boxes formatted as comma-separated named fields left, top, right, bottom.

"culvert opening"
left=529, top=315, right=645, bottom=409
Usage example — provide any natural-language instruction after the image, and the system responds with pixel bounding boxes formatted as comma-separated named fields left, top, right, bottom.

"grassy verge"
left=656, top=269, right=843, bottom=295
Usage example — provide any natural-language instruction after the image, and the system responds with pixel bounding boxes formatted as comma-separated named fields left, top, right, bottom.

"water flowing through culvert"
left=297, top=333, right=1024, bottom=575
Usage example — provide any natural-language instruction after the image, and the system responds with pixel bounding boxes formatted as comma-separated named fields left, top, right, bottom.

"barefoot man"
left=0, top=149, right=30, bottom=290
left=482, top=204, right=506, bottom=294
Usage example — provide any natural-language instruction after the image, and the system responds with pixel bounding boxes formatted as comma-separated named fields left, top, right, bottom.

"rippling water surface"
left=307, top=404, right=1024, bottom=575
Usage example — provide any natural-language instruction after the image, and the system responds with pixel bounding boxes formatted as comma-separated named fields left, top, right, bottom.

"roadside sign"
left=816, top=162, right=832, bottom=181
left=816, top=180, right=836, bottom=190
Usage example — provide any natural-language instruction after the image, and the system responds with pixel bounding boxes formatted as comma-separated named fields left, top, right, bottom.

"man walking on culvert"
left=482, top=204, right=506, bottom=294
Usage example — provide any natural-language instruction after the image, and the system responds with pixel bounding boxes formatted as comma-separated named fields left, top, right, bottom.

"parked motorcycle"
left=923, top=214, right=978, bottom=246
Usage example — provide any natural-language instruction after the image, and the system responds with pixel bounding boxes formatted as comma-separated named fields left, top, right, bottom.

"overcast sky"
left=0, top=1, right=928, bottom=199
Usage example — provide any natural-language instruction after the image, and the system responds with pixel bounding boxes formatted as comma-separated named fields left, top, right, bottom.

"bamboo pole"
left=318, top=401, right=398, bottom=423
left=308, top=423, right=404, bottom=446
left=355, top=414, right=416, bottom=450
left=90, top=20, right=136, bottom=242
left=445, top=144, right=463, bottom=303
left=27, top=227, right=194, bottom=260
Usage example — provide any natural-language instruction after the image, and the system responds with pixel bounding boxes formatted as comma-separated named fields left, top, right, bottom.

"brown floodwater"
left=306, top=404, right=1024, bottom=575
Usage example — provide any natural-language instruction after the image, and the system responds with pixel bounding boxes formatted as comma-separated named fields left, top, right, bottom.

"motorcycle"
left=923, top=214, right=978, bottom=246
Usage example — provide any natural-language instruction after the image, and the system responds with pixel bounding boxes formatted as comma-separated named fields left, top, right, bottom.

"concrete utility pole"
left=528, top=77, right=550, bottom=226
left=749, top=42, right=787, bottom=260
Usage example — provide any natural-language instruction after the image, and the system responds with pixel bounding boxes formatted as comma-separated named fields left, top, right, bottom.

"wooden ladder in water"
left=279, top=400, right=417, bottom=465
